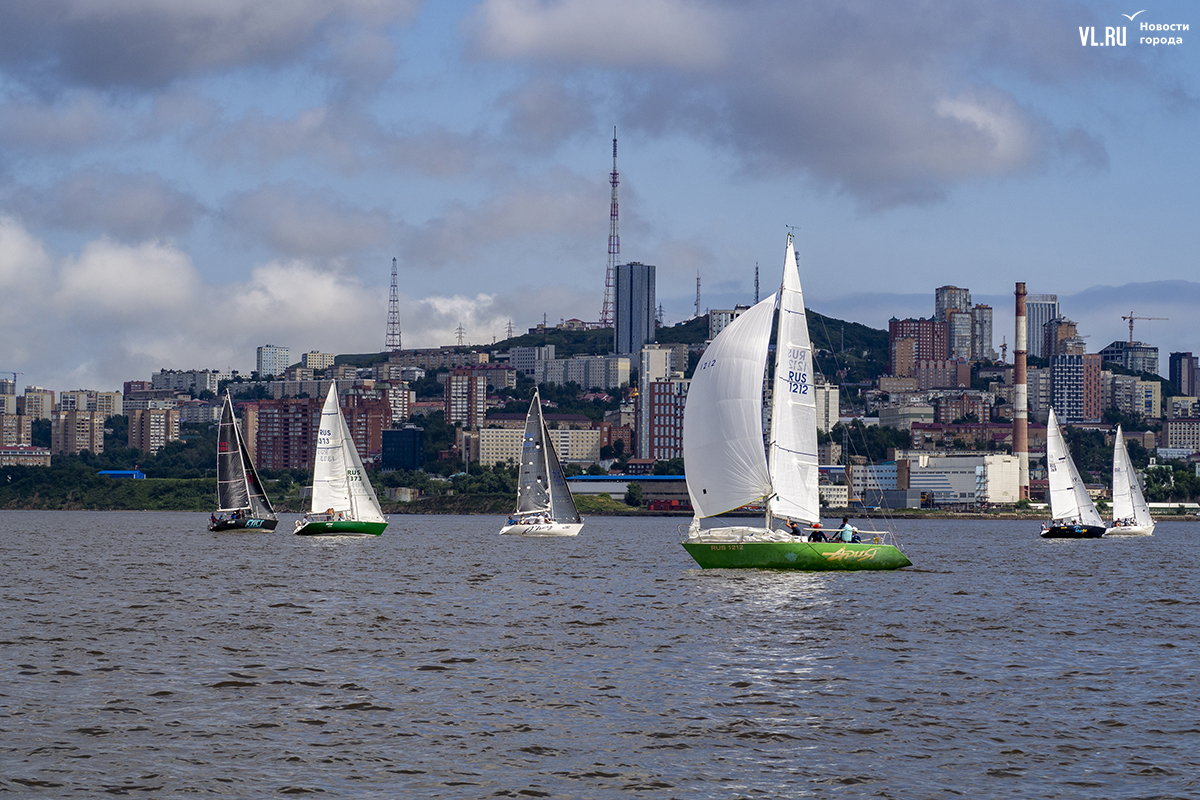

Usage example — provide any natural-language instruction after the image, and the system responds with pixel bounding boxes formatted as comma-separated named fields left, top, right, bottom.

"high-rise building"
left=256, top=344, right=290, bottom=378
left=1098, top=340, right=1158, bottom=376
left=946, top=309, right=972, bottom=360
left=444, top=369, right=486, bottom=428
left=128, top=408, right=181, bottom=454
left=1169, top=352, right=1199, bottom=396
left=637, top=375, right=689, bottom=460
left=1025, top=294, right=1059, bottom=359
left=1043, top=317, right=1080, bottom=359
left=934, top=286, right=971, bottom=322
left=0, top=414, right=32, bottom=447
left=888, top=318, right=947, bottom=377
left=254, top=398, right=322, bottom=470
left=709, top=306, right=750, bottom=340
left=814, top=381, right=839, bottom=433
left=1051, top=353, right=1102, bottom=423
left=21, top=387, right=55, bottom=420
left=51, top=410, right=105, bottom=454
left=970, top=304, right=995, bottom=362
left=614, top=262, right=656, bottom=355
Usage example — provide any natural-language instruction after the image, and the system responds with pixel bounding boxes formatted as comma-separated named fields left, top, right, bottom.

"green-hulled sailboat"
left=680, top=234, right=911, bottom=571
left=294, top=382, right=388, bottom=536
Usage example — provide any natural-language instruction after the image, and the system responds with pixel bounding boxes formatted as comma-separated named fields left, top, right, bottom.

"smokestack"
left=1014, top=282, right=1029, bottom=500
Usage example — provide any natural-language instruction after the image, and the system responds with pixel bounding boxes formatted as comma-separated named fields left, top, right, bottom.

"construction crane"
left=1, top=370, right=23, bottom=384
left=1121, top=312, right=1168, bottom=345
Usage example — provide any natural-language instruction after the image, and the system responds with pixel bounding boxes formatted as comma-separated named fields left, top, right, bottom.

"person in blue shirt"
left=839, top=517, right=855, bottom=542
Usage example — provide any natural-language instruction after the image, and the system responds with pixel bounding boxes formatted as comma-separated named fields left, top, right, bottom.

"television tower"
left=599, top=128, right=619, bottom=326
left=386, top=257, right=401, bottom=352
left=694, top=272, right=701, bottom=318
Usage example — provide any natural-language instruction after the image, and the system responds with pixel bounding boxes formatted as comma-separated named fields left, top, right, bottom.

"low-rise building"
left=0, top=445, right=51, bottom=467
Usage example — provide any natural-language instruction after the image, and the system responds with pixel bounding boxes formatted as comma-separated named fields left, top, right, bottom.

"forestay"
left=683, top=293, right=778, bottom=518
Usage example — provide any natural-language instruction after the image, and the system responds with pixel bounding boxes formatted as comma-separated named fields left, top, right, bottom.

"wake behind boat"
left=1040, top=408, right=1106, bottom=539
left=210, top=392, right=278, bottom=532
left=1105, top=424, right=1155, bottom=537
left=500, top=388, right=583, bottom=537
left=295, top=382, right=388, bottom=536
left=680, top=234, right=910, bottom=571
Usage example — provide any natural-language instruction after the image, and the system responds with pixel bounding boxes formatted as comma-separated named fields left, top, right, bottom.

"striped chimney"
left=1014, top=282, right=1029, bottom=500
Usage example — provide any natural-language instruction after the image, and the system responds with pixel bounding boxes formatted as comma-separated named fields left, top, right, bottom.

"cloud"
left=472, top=0, right=1121, bottom=208
left=7, top=169, right=204, bottom=240
left=470, top=0, right=727, bottom=70
left=0, top=0, right=420, bottom=91
left=222, top=183, right=392, bottom=258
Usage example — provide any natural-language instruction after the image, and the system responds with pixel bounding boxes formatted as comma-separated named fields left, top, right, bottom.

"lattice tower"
left=386, top=257, right=401, bottom=351
left=599, top=128, right=619, bottom=326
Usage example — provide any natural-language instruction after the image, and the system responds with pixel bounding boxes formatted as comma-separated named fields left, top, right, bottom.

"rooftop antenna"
left=386, top=257, right=401, bottom=352
left=599, top=128, right=619, bottom=326
left=695, top=272, right=701, bottom=318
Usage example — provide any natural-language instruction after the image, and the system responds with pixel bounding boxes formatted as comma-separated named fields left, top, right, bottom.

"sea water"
left=2, top=511, right=1197, bottom=798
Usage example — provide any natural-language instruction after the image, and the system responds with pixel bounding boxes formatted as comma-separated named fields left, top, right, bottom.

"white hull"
left=500, top=522, right=583, bottom=537
left=1104, top=524, right=1155, bottom=537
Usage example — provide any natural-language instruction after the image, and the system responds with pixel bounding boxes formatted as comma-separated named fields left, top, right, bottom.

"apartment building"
left=51, top=410, right=104, bottom=455
left=128, top=408, right=181, bottom=454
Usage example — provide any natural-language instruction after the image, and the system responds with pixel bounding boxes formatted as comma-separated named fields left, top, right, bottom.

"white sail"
left=1046, top=409, right=1103, bottom=527
left=767, top=239, right=820, bottom=525
left=683, top=293, right=778, bottom=518
left=310, top=382, right=385, bottom=523
left=1111, top=425, right=1152, bottom=526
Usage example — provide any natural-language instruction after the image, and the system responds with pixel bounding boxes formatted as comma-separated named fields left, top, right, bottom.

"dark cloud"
left=0, top=0, right=418, bottom=91
left=471, top=0, right=1147, bottom=208
left=222, top=183, right=393, bottom=258
left=6, top=169, right=204, bottom=240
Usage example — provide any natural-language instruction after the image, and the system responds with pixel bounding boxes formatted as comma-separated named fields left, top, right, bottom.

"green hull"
left=295, top=520, right=387, bottom=537
left=682, top=540, right=912, bottom=571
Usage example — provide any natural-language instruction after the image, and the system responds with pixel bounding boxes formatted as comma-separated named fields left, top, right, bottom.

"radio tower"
left=385, top=257, right=401, bottom=352
left=754, top=263, right=759, bottom=304
left=599, top=128, right=619, bottom=327
left=694, top=272, right=701, bottom=318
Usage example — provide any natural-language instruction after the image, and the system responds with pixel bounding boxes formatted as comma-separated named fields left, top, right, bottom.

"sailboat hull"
left=209, top=516, right=278, bottom=532
left=1103, top=524, right=1155, bottom=537
left=682, top=540, right=912, bottom=571
left=500, top=522, right=582, bottom=537
left=1040, top=524, right=1106, bottom=539
left=295, top=520, right=387, bottom=536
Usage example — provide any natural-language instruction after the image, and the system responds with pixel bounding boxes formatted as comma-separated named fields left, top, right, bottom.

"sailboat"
left=680, top=235, right=910, bottom=570
left=1040, top=408, right=1106, bottom=538
left=294, top=382, right=388, bottom=536
left=499, top=388, right=583, bottom=536
left=210, top=392, right=278, bottom=531
left=1105, top=424, right=1154, bottom=536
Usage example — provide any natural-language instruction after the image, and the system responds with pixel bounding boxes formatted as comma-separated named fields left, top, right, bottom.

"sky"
left=0, top=0, right=1197, bottom=392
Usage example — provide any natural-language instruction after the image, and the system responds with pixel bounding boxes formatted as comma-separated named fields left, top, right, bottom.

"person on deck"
left=839, top=517, right=855, bottom=542
left=785, top=519, right=804, bottom=537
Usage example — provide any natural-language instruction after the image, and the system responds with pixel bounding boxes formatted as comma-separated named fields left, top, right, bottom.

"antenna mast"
left=754, top=263, right=759, bottom=304
left=695, top=272, right=701, bottom=318
left=599, top=128, right=618, bottom=326
left=386, top=257, right=401, bottom=351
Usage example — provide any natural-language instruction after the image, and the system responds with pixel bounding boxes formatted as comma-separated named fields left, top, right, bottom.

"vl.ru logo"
left=1079, top=25, right=1126, bottom=46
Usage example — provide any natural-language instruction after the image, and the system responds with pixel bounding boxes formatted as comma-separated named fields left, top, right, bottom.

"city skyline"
left=0, top=1, right=1196, bottom=391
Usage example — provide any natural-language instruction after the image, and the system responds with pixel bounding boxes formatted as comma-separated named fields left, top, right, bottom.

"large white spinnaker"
left=683, top=293, right=778, bottom=518
left=767, top=239, right=820, bottom=525
left=1046, top=408, right=1103, bottom=527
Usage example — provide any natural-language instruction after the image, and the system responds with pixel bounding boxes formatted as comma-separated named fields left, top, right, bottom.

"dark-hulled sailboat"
left=210, top=393, right=278, bottom=531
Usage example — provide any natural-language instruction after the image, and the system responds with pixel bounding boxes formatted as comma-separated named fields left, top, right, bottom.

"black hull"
left=209, top=517, right=278, bottom=532
left=1040, top=524, right=1106, bottom=539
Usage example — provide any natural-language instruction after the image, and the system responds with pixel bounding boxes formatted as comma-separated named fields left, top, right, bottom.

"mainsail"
left=310, top=382, right=385, bottom=523
left=515, top=390, right=580, bottom=522
left=1112, top=424, right=1152, bottom=525
left=1046, top=408, right=1103, bottom=527
left=216, top=393, right=275, bottom=518
left=767, top=240, right=820, bottom=525
left=683, top=294, right=777, bottom=518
